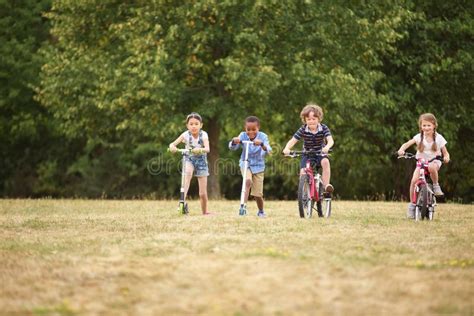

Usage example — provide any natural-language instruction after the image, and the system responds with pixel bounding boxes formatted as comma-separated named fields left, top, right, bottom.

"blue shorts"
left=185, top=155, right=209, bottom=177
left=300, top=155, right=329, bottom=169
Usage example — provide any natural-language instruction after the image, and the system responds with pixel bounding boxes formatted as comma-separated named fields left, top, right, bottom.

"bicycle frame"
left=303, top=159, right=322, bottom=202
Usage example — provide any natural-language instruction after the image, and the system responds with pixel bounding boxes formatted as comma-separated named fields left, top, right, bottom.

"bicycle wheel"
left=298, top=175, right=313, bottom=218
left=316, top=181, right=332, bottom=218
left=417, top=184, right=429, bottom=220
left=316, top=182, right=324, bottom=217
left=427, top=185, right=435, bottom=220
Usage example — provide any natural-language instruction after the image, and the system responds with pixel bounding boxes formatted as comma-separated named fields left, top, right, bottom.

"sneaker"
left=257, top=210, right=266, bottom=218
left=433, top=184, right=444, bottom=196
left=407, top=203, right=416, bottom=219
left=239, top=205, right=247, bottom=216
left=325, top=184, right=334, bottom=193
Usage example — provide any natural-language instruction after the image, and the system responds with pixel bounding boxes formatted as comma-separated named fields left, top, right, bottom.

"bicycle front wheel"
left=417, top=184, right=429, bottom=220
left=298, top=175, right=313, bottom=218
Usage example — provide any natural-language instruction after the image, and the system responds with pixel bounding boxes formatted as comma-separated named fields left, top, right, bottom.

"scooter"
left=238, top=141, right=253, bottom=216
left=169, top=148, right=192, bottom=214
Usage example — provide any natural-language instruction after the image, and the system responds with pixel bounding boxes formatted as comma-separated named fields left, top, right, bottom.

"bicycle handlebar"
left=397, top=152, right=443, bottom=163
left=167, top=148, right=202, bottom=155
left=285, top=150, right=331, bottom=158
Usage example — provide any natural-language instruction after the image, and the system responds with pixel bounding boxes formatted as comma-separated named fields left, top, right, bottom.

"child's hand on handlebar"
left=322, top=146, right=330, bottom=154
left=191, top=148, right=204, bottom=155
left=443, top=155, right=450, bottom=164
left=282, top=148, right=291, bottom=156
left=397, top=149, right=405, bottom=157
left=169, top=144, right=177, bottom=153
left=253, top=139, right=263, bottom=146
left=232, top=137, right=241, bottom=144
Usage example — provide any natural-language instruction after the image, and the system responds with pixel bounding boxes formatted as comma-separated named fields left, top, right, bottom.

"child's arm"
left=397, top=139, right=416, bottom=156
left=229, top=133, right=242, bottom=151
left=254, top=134, right=272, bottom=154
left=169, top=134, right=185, bottom=153
left=322, top=136, right=334, bottom=154
left=441, top=146, right=450, bottom=163
left=192, top=138, right=210, bottom=154
left=283, top=137, right=299, bottom=155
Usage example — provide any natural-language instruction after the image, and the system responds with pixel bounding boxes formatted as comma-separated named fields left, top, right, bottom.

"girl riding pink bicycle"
left=397, top=113, right=450, bottom=218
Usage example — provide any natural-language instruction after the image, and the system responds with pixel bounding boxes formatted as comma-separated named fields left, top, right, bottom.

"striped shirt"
left=293, top=124, right=331, bottom=153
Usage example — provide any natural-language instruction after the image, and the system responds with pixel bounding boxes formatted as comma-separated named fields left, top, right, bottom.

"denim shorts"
left=185, top=155, right=209, bottom=177
left=300, top=155, right=329, bottom=169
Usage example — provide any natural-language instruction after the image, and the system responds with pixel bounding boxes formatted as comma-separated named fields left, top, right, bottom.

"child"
left=169, top=112, right=211, bottom=215
left=282, top=103, right=334, bottom=193
left=229, top=116, right=272, bottom=217
left=397, top=113, right=450, bottom=217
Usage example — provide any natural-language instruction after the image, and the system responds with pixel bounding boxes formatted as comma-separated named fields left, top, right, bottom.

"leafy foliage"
left=2, top=0, right=472, bottom=202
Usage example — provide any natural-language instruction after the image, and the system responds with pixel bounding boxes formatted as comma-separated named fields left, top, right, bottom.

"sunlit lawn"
left=1, top=199, right=472, bottom=315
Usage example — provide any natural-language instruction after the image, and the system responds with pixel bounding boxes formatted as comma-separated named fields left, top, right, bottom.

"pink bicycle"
left=398, top=153, right=443, bottom=221
left=287, top=151, right=332, bottom=218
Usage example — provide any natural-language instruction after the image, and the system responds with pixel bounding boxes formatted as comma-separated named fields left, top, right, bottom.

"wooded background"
left=1, top=0, right=472, bottom=202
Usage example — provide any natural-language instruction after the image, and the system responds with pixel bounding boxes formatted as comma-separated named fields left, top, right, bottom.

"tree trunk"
left=207, top=116, right=221, bottom=199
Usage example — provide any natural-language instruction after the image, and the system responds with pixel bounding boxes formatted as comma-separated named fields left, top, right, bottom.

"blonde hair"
left=418, top=113, right=438, bottom=152
left=300, top=103, right=323, bottom=123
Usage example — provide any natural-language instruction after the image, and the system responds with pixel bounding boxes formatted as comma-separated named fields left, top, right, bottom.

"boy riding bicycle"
left=283, top=103, right=334, bottom=193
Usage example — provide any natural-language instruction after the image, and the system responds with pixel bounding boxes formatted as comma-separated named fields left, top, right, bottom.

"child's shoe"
left=257, top=210, right=266, bottom=218
left=325, top=184, right=334, bottom=193
left=407, top=203, right=416, bottom=219
left=433, top=184, right=444, bottom=196
left=239, top=205, right=247, bottom=216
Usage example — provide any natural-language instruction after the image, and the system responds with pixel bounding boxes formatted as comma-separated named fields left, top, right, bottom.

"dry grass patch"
left=0, top=199, right=472, bottom=315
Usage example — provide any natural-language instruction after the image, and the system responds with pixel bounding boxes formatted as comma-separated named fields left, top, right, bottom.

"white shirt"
left=180, top=130, right=208, bottom=149
left=413, top=133, right=447, bottom=160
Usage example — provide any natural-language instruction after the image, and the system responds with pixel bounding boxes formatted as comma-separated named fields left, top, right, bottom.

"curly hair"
left=300, top=104, right=323, bottom=123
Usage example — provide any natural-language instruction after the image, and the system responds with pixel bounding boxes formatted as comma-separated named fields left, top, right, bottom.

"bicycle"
left=286, top=151, right=332, bottom=218
left=397, top=153, right=443, bottom=221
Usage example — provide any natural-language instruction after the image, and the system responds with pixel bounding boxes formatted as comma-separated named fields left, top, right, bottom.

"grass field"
left=0, top=199, right=473, bottom=315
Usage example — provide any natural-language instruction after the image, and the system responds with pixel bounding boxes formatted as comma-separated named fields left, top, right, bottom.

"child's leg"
left=299, top=168, right=306, bottom=176
left=321, top=158, right=331, bottom=187
left=183, top=162, right=194, bottom=199
left=242, top=168, right=252, bottom=203
left=409, top=168, right=420, bottom=202
left=428, top=162, right=440, bottom=184
left=251, top=173, right=265, bottom=211
left=428, top=162, right=444, bottom=195
left=197, top=176, right=208, bottom=213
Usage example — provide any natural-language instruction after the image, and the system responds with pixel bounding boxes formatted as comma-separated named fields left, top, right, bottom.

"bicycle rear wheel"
left=298, top=175, right=313, bottom=218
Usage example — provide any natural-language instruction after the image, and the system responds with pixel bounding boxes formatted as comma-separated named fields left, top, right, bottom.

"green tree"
left=0, top=0, right=53, bottom=196
left=39, top=0, right=417, bottom=199
left=379, top=0, right=474, bottom=202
